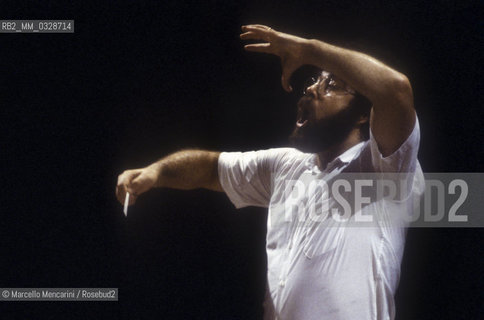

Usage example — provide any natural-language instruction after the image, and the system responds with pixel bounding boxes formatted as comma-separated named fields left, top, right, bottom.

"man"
left=116, top=24, right=424, bottom=319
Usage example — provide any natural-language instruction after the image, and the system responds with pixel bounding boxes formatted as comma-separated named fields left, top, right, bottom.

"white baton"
left=123, top=192, right=130, bottom=216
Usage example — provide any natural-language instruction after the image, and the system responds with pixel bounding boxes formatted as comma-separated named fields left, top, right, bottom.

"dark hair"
left=349, top=92, right=372, bottom=141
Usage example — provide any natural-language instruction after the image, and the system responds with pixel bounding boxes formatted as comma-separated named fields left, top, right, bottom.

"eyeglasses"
left=303, top=73, right=356, bottom=97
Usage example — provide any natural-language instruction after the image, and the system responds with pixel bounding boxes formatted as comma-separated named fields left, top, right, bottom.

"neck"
left=316, top=128, right=362, bottom=170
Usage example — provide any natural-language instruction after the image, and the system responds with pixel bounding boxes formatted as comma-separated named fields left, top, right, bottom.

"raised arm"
left=116, top=150, right=222, bottom=205
left=240, top=24, right=415, bottom=156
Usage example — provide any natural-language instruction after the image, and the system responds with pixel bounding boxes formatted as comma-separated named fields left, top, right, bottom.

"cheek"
left=315, top=96, right=353, bottom=119
left=313, top=105, right=327, bottom=120
left=313, top=100, right=339, bottom=120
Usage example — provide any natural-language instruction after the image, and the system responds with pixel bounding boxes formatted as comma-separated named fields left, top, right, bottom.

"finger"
left=241, top=26, right=274, bottom=40
left=281, top=67, right=294, bottom=92
left=281, top=61, right=298, bottom=92
left=117, top=170, right=139, bottom=186
left=281, top=75, right=293, bottom=92
left=121, top=172, right=141, bottom=191
left=117, top=172, right=131, bottom=204
left=117, top=170, right=141, bottom=204
left=117, top=169, right=135, bottom=183
left=130, top=173, right=152, bottom=195
left=116, top=183, right=127, bottom=204
left=240, top=31, right=261, bottom=40
left=244, top=43, right=272, bottom=53
left=242, top=24, right=272, bottom=31
left=130, top=174, right=143, bottom=191
left=240, top=29, right=271, bottom=42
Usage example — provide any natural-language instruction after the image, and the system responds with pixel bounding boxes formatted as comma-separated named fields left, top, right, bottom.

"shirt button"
left=279, top=280, right=285, bottom=287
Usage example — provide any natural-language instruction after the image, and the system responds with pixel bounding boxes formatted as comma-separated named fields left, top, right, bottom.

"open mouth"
left=296, top=109, right=310, bottom=128
left=296, top=118, right=308, bottom=128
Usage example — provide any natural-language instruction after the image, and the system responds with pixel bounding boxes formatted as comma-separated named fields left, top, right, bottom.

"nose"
left=304, top=81, right=318, bottom=98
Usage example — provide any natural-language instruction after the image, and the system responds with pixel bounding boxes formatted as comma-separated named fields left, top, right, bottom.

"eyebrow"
left=330, top=75, right=351, bottom=89
left=328, top=74, right=343, bottom=84
left=319, top=72, right=355, bottom=93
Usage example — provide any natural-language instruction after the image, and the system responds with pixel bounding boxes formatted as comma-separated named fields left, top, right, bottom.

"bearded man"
left=116, top=24, right=424, bottom=320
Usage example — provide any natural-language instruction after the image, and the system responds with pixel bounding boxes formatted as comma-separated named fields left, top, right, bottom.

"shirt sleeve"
left=369, top=116, right=420, bottom=173
left=218, top=148, right=292, bottom=209
left=369, top=116, right=421, bottom=201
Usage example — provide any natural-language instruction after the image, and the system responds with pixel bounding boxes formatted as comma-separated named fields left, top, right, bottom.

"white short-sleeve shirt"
left=218, top=119, right=424, bottom=320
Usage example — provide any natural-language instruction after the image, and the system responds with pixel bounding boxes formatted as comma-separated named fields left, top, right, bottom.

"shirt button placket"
left=278, top=279, right=286, bottom=287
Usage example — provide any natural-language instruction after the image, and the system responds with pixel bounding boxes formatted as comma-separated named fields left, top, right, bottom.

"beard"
left=289, top=98, right=363, bottom=153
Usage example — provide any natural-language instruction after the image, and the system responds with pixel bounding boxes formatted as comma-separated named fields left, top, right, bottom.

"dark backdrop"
left=1, top=1, right=482, bottom=319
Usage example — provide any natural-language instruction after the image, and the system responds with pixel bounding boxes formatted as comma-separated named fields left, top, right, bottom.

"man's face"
left=289, top=71, right=363, bottom=153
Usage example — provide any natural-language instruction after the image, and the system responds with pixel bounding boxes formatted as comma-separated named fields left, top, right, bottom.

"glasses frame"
left=303, top=73, right=356, bottom=97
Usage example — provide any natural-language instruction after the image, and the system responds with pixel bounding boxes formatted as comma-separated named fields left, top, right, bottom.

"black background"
left=1, top=1, right=482, bottom=319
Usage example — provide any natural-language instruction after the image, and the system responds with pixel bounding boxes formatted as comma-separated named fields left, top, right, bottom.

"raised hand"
left=240, top=24, right=310, bottom=92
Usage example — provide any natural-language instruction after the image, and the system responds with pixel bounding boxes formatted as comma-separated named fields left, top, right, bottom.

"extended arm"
left=240, top=24, right=415, bottom=156
left=116, top=150, right=222, bottom=205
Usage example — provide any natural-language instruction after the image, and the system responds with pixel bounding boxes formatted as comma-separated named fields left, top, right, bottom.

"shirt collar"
left=336, top=141, right=365, bottom=164
left=307, top=141, right=366, bottom=172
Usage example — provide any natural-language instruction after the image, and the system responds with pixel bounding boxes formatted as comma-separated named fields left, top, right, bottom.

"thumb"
left=281, top=63, right=297, bottom=92
left=129, top=171, right=154, bottom=195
